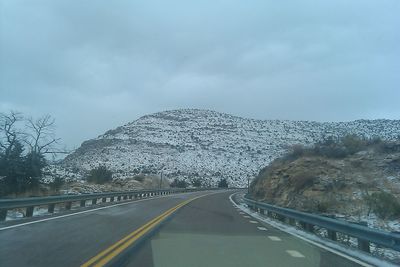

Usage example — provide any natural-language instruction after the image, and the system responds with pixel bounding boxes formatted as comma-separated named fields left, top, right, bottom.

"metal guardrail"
left=243, top=195, right=400, bottom=252
left=0, top=188, right=214, bottom=221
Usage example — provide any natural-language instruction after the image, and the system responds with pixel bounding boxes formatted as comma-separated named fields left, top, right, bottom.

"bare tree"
left=0, top=111, right=23, bottom=157
left=0, top=112, right=69, bottom=195
left=24, top=114, right=61, bottom=155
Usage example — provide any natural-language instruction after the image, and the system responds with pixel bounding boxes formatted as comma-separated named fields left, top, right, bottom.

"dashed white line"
left=286, top=250, right=305, bottom=258
left=228, top=192, right=377, bottom=267
left=268, top=236, right=281, bottom=241
left=243, top=215, right=251, bottom=218
left=249, top=220, right=258, bottom=224
left=257, top=226, right=267, bottom=231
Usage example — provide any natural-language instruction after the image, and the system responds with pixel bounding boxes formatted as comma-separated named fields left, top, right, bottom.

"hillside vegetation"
left=250, top=135, right=400, bottom=220
left=57, top=109, right=400, bottom=187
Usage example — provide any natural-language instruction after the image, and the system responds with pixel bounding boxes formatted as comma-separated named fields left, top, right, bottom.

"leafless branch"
left=0, top=111, right=23, bottom=155
left=24, top=114, right=59, bottom=155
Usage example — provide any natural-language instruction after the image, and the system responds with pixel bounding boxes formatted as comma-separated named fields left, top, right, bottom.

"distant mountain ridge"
left=60, top=109, right=400, bottom=187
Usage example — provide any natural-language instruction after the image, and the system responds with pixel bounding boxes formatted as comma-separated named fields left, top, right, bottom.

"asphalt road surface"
left=0, top=190, right=371, bottom=267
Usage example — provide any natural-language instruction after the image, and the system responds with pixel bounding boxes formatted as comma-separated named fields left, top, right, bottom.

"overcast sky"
left=1, top=0, right=399, bottom=149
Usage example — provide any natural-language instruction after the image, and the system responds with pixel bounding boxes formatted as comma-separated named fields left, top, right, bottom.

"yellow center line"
left=80, top=194, right=209, bottom=267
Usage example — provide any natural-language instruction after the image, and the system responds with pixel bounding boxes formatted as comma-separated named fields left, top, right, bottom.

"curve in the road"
left=81, top=192, right=218, bottom=267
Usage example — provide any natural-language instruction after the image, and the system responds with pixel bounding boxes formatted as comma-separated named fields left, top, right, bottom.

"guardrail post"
left=0, top=209, right=7, bottom=221
left=327, top=230, right=337, bottom=241
left=259, top=208, right=265, bottom=215
left=123, top=195, right=128, bottom=200
left=110, top=197, right=114, bottom=202
left=48, top=204, right=55, bottom=213
left=66, top=202, right=72, bottom=210
left=80, top=200, right=86, bottom=207
left=298, top=221, right=315, bottom=232
left=356, top=221, right=370, bottom=253
left=276, top=214, right=286, bottom=222
left=305, top=223, right=314, bottom=233
left=117, top=196, right=121, bottom=201
left=288, top=218, right=296, bottom=226
left=26, top=206, right=34, bottom=217
left=300, top=222, right=310, bottom=231
left=129, top=195, right=133, bottom=199
left=102, top=197, right=107, bottom=203
left=358, top=239, right=370, bottom=253
left=92, top=199, right=97, bottom=205
left=248, top=203, right=256, bottom=211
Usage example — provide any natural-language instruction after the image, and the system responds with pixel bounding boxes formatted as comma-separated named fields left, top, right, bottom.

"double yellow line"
left=81, top=195, right=202, bottom=267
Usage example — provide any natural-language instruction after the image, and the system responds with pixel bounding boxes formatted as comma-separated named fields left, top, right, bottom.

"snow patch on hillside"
left=58, top=109, right=400, bottom=187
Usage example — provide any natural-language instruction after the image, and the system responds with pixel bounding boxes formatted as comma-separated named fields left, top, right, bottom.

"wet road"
left=0, top=190, right=371, bottom=267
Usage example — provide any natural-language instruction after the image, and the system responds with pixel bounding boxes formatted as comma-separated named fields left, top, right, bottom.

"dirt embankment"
left=250, top=137, right=400, bottom=223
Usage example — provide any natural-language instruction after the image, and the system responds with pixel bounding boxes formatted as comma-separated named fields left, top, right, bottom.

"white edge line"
left=0, top=191, right=209, bottom=231
left=228, top=192, right=396, bottom=267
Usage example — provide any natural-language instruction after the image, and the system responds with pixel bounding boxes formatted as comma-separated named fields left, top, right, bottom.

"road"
left=0, top=190, right=370, bottom=267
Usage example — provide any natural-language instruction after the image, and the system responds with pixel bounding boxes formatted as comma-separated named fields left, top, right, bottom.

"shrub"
left=342, top=134, right=366, bottom=154
left=316, top=201, right=331, bottom=213
left=373, top=140, right=400, bottom=153
left=313, top=137, right=347, bottom=158
left=282, top=144, right=306, bottom=162
left=365, top=192, right=400, bottom=219
left=133, top=175, right=145, bottom=182
left=87, top=165, right=113, bottom=184
left=291, top=172, right=315, bottom=192
left=291, top=144, right=305, bottom=158
left=191, top=178, right=202, bottom=187
left=217, top=178, right=229, bottom=188
left=170, top=178, right=187, bottom=188
left=49, top=176, right=65, bottom=191
left=311, top=134, right=367, bottom=159
left=282, top=135, right=368, bottom=161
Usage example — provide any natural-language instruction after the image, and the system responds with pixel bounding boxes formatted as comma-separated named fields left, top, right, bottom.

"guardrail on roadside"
left=243, top=195, right=400, bottom=253
left=0, top=188, right=215, bottom=221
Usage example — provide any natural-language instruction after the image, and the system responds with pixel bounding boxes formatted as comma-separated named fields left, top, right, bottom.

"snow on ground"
left=59, top=109, right=400, bottom=187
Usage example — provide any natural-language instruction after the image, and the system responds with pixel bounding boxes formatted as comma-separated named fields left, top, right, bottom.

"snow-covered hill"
left=59, top=109, right=400, bottom=187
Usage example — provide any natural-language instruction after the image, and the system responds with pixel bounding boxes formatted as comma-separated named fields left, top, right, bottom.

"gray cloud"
left=1, top=0, right=399, bottom=148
